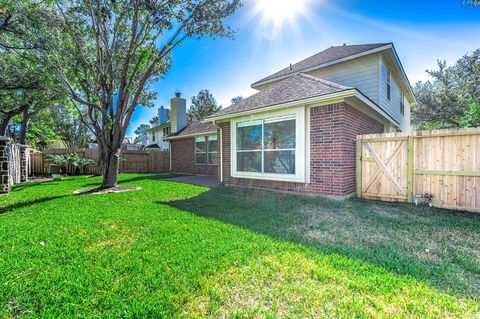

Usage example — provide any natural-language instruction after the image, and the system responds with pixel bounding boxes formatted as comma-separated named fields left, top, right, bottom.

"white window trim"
left=230, top=106, right=306, bottom=183
left=194, top=134, right=218, bottom=166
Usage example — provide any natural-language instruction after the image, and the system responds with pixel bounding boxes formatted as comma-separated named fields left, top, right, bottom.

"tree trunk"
left=100, top=147, right=121, bottom=188
left=0, top=116, right=10, bottom=136
left=19, top=108, right=29, bottom=145
left=95, top=141, right=106, bottom=176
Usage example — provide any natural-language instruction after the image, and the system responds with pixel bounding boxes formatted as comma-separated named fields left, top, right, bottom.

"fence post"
left=19, top=145, right=28, bottom=182
left=0, top=136, right=11, bottom=194
left=407, top=135, right=414, bottom=203
left=356, top=137, right=362, bottom=198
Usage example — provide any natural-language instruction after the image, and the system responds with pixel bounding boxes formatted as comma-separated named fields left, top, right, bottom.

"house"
left=145, top=105, right=172, bottom=151
left=167, top=43, right=416, bottom=199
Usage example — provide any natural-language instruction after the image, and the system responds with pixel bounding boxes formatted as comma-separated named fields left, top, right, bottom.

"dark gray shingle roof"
left=207, top=73, right=351, bottom=119
left=168, top=121, right=217, bottom=138
left=252, top=43, right=390, bottom=87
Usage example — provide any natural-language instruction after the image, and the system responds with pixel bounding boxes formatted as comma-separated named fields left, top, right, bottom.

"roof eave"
left=203, top=89, right=357, bottom=123
left=164, top=131, right=217, bottom=140
left=251, top=44, right=393, bottom=90
left=146, top=122, right=171, bottom=131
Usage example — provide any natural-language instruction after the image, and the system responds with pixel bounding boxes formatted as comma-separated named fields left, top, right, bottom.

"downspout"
left=212, top=120, right=223, bottom=184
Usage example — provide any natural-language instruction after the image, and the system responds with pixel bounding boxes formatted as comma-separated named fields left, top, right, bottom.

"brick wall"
left=170, top=138, right=218, bottom=176
left=218, top=102, right=384, bottom=198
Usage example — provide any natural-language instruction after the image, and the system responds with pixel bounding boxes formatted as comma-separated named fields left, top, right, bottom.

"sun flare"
left=255, top=0, right=309, bottom=25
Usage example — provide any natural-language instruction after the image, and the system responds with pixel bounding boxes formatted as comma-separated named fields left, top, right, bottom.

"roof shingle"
left=207, top=73, right=351, bottom=119
left=252, top=43, right=390, bottom=87
left=168, top=121, right=217, bottom=138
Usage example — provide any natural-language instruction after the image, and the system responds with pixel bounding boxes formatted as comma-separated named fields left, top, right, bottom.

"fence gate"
left=357, top=135, right=413, bottom=202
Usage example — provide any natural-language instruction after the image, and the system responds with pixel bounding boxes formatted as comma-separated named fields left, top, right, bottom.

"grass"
left=0, top=174, right=479, bottom=318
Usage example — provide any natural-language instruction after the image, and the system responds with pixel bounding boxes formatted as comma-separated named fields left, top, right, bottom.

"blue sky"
left=126, top=0, right=480, bottom=137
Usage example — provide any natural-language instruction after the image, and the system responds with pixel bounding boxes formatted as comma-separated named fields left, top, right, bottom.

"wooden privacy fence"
left=356, top=128, right=480, bottom=213
left=29, top=148, right=170, bottom=175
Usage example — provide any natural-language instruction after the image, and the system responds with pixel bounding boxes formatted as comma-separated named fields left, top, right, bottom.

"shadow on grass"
left=81, top=173, right=183, bottom=187
left=0, top=195, right=69, bottom=215
left=161, top=186, right=480, bottom=299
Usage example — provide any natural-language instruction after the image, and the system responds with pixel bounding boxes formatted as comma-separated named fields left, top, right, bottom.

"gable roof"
left=206, top=73, right=352, bottom=120
left=252, top=43, right=390, bottom=88
left=166, top=121, right=217, bottom=139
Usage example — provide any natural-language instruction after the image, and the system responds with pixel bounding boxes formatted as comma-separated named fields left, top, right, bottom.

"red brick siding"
left=170, top=138, right=218, bottom=176
left=217, top=102, right=384, bottom=197
left=307, top=103, right=384, bottom=196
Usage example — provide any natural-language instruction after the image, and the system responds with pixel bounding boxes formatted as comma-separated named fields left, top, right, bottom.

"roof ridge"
left=297, top=73, right=351, bottom=90
left=252, top=43, right=392, bottom=87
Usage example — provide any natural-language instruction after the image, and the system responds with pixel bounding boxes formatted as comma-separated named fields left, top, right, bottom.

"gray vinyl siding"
left=308, top=54, right=380, bottom=103
left=379, top=59, right=405, bottom=128
left=252, top=52, right=411, bottom=131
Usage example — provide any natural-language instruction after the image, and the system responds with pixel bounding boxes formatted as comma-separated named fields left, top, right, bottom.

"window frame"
left=400, top=91, right=405, bottom=116
left=386, top=68, right=391, bottom=101
left=194, top=134, right=217, bottom=166
left=231, top=106, right=306, bottom=182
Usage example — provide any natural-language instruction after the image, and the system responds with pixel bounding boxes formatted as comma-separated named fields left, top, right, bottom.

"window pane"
left=264, top=119, right=295, bottom=150
left=237, top=151, right=261, bottom=172
left=208, top=139, right=218, bottom=153
left=264, top=150, right=295, bottom=174
left=208, top=153, right=217, bottom=165
left=237, top=122, right=262, bottom=150
left=195, top=138, right=206, bottom=153
left=195, top=153, right=206, bottom=164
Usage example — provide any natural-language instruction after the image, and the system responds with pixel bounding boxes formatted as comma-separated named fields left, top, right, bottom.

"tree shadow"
left=0, top=194, right=69, bottom=215
left=81, top=173, right=184, bottom=187
left=160, top=186, right=480, bottom=299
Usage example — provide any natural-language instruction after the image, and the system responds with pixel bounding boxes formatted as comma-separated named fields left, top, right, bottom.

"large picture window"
left=195, top=135, right=217, bottom=165
left=236, top=116, right=296, bottom=175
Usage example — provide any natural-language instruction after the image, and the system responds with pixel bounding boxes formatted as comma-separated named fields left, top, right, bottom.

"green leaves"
left=412, top=49, right=480, bottom=129
left=187, top=89, right=222, bottom=123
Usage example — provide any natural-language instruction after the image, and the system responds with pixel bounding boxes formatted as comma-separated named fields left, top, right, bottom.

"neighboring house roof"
left=206, top=73, right=351, bottom=119
left=147, top=121, right=171, bottom=131
left=252, top=43, right=390, bottom=88
left=166, top=121, right=217, bottom=139
left=145, top=143, right=161, bottom=149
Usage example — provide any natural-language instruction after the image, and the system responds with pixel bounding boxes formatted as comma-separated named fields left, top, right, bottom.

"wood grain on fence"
left=357, top=128, right=480, bottom=213
left=29, top=149, right=170, bottom=176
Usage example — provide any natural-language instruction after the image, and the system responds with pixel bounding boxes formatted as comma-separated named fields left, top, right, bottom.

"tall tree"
left=38, top=0, right=241, bottom=188
left=187, top=89, right=222, bottom=123
left=231, top=95, right=243, bottom=104
left=134, top=124, right=150, bottom=142
left=0, top=3, right=65, bottom=141
left=412, top=49, right=480, bottom=129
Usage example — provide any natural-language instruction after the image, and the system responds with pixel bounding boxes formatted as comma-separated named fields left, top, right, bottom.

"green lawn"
left=0, top=174, right=479, bottom=318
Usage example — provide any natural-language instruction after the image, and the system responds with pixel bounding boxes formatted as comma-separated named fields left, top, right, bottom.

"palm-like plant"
left=45, top=154, right=94, bottom=175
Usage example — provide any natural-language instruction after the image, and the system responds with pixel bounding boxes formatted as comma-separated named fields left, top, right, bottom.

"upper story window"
left=195, top=135, right=217, bottom=165
left=231, top=107, right=306, bottom=182
left=162, top=127, right=170, bottom=141
left=400, top=92, right=405, bottom=116
left=163, top=127, right=170, bottom=136
left=152, top=132, right=156, bottom=142
left=387, top=69, right=391, bottom=101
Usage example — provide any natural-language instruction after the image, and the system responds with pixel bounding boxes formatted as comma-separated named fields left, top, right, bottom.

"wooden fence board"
left=29, top=149, right=170, bottom=176
left=358, top=128, right=480, bottom=212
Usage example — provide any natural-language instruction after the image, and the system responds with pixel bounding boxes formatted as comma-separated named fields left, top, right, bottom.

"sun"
left=254, top=0, right=309, bottom=25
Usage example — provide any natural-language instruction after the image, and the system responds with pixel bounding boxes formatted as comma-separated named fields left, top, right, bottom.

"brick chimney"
left=170, top=91, right=186, bottom=133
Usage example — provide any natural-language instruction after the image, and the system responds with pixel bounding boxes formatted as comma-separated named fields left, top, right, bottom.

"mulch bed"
left=73, top=186, right=141, bottom=195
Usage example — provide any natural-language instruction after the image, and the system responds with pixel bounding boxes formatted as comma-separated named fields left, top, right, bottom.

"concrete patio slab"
left=168, top=175, right=218, bottom=188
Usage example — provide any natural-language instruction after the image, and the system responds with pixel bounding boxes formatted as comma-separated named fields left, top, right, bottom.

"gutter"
left=203, top=90, right=357, bottom=123
left=212, top=120, right=223, bottom=184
